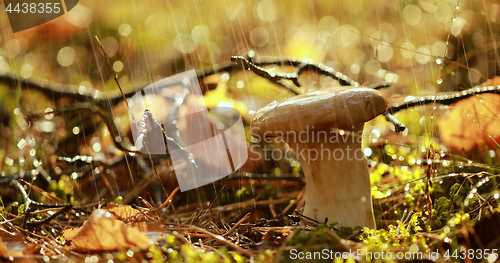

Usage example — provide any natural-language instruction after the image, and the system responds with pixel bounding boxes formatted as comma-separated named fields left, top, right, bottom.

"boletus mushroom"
left=251, top=87, right=387, bottom=228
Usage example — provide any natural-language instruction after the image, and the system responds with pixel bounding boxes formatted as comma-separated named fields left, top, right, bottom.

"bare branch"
left=388, top=85, right=500, bottom=114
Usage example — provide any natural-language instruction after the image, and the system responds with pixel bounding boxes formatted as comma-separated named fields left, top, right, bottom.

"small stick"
left=294, top=209, right=322, bottom=226
left=269, top=197, right=277, bottom=218
left=152, top=186, right=180, bottom=212
left=366, top=81, right=391, bottom=90
left=231, top=56, right=301, bottom=88
left=189, top=225, right=257, bottom=258
left=128, top=204, right=158, bottom=222
left=384, top=112, right=406, bottom=132
left=11, top=180, right=31, bottom=210
left=138, top=196, right=156, bottom=211
left=25, top=205, right=73, bottom=230
left=223, top=212, right=251, bottom=237
left=280, top=187, right=305, bottom=215
left=19, top=179, right=65, bottom=203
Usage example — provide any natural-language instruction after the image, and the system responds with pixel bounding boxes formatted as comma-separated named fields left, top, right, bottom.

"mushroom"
left=250, top=87, right=387, bottom=228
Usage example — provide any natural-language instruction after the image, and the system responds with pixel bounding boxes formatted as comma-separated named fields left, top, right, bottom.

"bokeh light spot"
left=57, top=46, right=76, bottom=67
left=66, top=4, right=93, bottom=28
left=174, top=33, right=197, bottom=54
left=250, top=27, right=269, bottom=47
left=415, top=46, right=431, bottom=64
left=343, top=0, right=363, bottom=13
left=145, top=14, right=167, bottom=37
left=375, top=44, right=393, bottom=63
left=318, top=16, right=339, bottom=36
left=256, top=0, right=278, bottom=22
left=403, top=5, right=422, bottom=26
left=118, top=24, right=132, bottom=37
left=192, top=25, right=211, bottom=44
left=20, top=64, right=33, bottom=79
left=401, top=42, right=416, bottom=58
left=113, top=61, right=124, bottom=72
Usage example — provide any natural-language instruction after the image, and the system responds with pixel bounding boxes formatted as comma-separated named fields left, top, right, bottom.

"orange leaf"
left=438, top=93, right=500, bottom=152
left=0, top=227, right=30, bottom=259
left=107, top=204, right=141, bottom=221
left=62, top=227, right=82, bottom=242
left=69, top=209, right=151, bottom=251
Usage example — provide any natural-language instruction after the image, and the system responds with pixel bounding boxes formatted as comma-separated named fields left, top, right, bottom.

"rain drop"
left=436, top=73, right=443, bottom=84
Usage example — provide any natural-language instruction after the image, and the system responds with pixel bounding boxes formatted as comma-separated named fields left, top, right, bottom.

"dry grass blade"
left=223, top=212, right=251, bottom=237
left=274, top=227, right=300, bottom=263
left=18, top=179, right=64, bottom=203
left=189, top=225, right=256, bottom=258
left=94, top=36, right=129, bottom=107
left=152, top=187, right=180, bottom=212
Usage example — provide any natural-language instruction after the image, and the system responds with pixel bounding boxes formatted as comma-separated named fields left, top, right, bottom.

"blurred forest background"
left=1, top=0, right=500, bottom=262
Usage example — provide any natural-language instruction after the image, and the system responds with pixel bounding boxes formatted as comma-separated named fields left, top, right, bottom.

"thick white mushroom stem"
left=288, top=126, right=375, bottom=229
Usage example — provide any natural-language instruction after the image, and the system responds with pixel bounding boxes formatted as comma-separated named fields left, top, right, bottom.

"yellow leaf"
left=200, top=81, right=248, bottom=117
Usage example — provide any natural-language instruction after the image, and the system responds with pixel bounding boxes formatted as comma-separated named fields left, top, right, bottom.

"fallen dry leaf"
left=438, top=93, right=500, bottom=153
left=62, top=227, right=81, bottom=242
left=67, top=209, right=151, bottom=251
left=438, top=77, right=500, bottom=155
left=0, top=236, right=9, bottom=259
left=106, top=204, right=141, bottom=221
left=0, top=227, right=30, bottom=259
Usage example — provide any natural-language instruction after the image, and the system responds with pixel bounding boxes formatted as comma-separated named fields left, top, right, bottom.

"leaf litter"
left=3, top=0, right=500, bottom=262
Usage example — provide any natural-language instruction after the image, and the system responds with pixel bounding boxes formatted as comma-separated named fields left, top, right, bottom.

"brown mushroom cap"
left=251, top=87, right=388, bottom=137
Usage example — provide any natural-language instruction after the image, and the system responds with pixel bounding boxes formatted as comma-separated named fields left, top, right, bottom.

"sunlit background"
left=1, top=0, right=500, bottom=203
left=1, top=0, right=498, bottom=97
